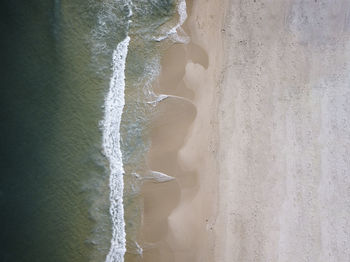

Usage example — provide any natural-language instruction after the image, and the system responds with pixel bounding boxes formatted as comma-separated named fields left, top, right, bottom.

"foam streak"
left=154, top=0, right=188, bottom=42
left=103, top=36, right=130, bottom=262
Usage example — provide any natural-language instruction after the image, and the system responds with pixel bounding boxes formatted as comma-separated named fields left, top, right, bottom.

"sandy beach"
left=137, top=0, right=350, bottom=261
left=216, top=1, right=350, bottom=261
left=136, top=1, right=225, bottom=261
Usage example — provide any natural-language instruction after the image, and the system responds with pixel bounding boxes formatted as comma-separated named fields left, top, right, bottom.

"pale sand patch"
left=215, top=1, right=350, bottom=262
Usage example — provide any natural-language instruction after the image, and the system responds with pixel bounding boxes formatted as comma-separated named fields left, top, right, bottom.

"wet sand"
left=136, top=0, right=350, bottom=261
left=136, top=0, right=226, bottom=261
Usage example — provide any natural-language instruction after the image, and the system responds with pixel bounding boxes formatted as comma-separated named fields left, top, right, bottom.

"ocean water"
left=0, top=0, right=187, bottom=262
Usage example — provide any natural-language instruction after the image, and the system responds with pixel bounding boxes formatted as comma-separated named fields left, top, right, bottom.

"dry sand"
left=216, top=0, right=350, bottom=261
left=137, top=0, right=350, bottom=261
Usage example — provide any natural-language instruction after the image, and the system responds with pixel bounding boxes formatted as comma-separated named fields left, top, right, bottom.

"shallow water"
left=0, top=0, right=185, bottom=261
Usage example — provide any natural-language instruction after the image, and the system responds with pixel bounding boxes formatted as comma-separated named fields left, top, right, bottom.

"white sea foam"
left=155, top=94, right=169, bottom=102
left=147, top=94, right=194, bottom=106
left=145, top=171, right=175, bottom=183
left=132, top=170, right=175, bottom=183
left=146, top=94, right=169, bottom=105
left=126, top=241, right=143, bottom=255
left=153, top=0, right=189, bottom=43
left=126, top=0, right=133, bottom=17
left=103, top=36, right=130, bottom=262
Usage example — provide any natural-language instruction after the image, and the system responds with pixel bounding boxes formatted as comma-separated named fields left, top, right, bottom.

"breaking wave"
left=102, top=36, right=130, bottom=262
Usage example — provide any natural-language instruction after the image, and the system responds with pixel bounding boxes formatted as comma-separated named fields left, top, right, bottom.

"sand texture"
left=215, top=1, right=350, bottom=261
left=137, top=0, right=350, bottom=261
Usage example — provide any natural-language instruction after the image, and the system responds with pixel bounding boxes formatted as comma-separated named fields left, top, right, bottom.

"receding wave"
left=146, top=171, right=175, bottom=183
left=102, top=36, right=130, bottom=262
left=153, top=0, right=189, bottom=42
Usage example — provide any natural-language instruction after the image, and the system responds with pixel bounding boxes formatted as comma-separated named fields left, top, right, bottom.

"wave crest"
left=103, top=36, right=130, bottom=262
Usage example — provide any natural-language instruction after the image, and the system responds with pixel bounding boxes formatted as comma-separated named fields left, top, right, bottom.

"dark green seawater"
left=0, top=0, right=109, bottom=261
left=0, top=0, right=183, bottom=261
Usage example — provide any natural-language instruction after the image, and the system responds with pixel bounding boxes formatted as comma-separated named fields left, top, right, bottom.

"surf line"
left=103, top=36, right=130, bottom=262
left=153, top=0, right=188, bottom=43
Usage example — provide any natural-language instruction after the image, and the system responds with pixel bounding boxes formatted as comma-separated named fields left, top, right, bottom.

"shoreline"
left=128, top=0, right=350, bottom=261
left=136, top=0, right=228, bottom=261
